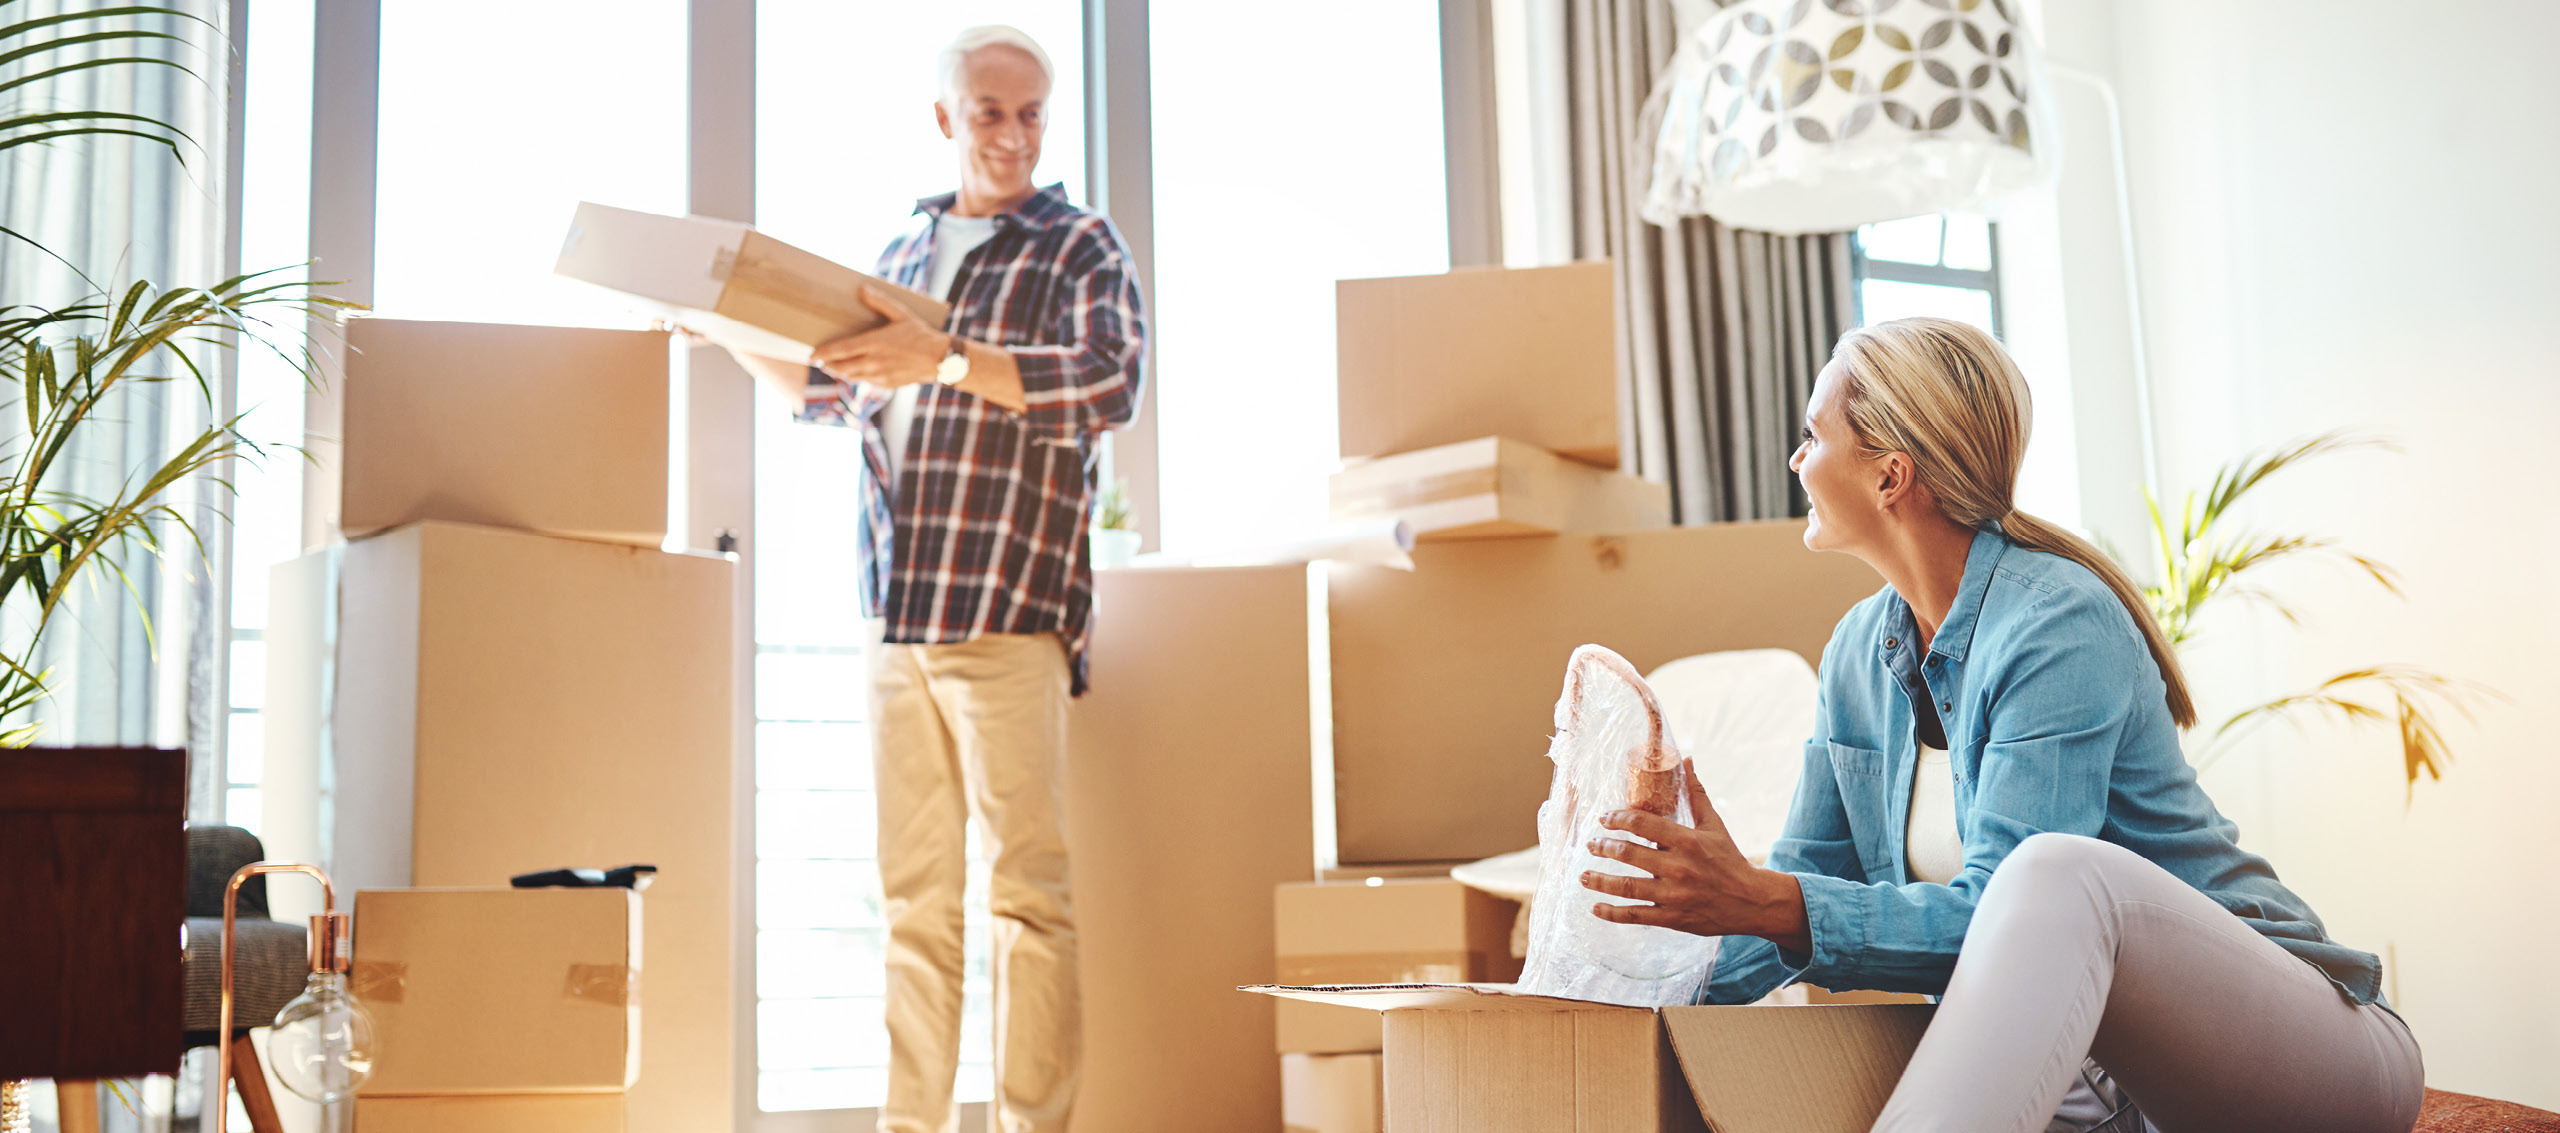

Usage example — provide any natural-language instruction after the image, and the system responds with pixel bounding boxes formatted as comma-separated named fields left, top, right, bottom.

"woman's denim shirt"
left=1704, top=528, right=2383, bottom=1006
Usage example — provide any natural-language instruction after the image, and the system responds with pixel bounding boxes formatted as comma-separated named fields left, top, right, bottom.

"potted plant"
left=0, top=0, right=344, bottom=1103
left=1090, top=478, right=1142, bottom=568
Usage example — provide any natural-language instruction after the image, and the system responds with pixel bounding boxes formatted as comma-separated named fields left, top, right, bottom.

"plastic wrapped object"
left=1643, top=649, right=1817, bottom=864
left=1516, top=644, right=1723, bottom=1007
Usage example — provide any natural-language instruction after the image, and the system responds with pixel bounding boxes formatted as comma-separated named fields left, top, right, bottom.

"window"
left=751, top=3, right=1086, bottom=1117
left=1149, top=2, right=1449, bottom=555
left=1851, top=213, right=2001, bottom=333
left=370, top=0, right=687, bottom=327
left=225, top=0, right=320, bottom=840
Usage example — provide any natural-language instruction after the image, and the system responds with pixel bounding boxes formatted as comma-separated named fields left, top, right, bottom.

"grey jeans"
left=1875, top=833, right=2425, bottom=1133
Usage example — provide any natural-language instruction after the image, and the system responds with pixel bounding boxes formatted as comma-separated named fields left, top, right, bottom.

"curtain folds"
left=1564, top=0, right=1856, bottom=524
left=0, top=1, right=232, bottom=798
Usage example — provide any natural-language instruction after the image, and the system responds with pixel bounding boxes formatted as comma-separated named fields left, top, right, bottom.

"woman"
left=1580, top=318, right=2422, bottom=1132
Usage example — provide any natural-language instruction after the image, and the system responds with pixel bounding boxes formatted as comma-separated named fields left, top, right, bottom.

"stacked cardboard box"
left=347, top=889, right=636, bottom=1130
left=266, top=319, right=735, bottom=1132
left=1330, top=263, right=1668, bottom=541
left=1267, top=877, right=1522, bottom=1129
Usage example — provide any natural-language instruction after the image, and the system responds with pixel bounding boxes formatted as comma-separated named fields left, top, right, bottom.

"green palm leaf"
left=2150, top=433, right=2499, bottom=795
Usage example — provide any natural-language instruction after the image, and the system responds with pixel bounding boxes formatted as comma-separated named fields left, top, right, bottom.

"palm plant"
left=0, top=1, right=344, bottom=741
left=2138, top=431, right=2497, bottom=795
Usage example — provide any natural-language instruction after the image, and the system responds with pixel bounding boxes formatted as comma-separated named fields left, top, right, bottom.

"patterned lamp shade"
left=1643, top=0, right=2060, bottom=234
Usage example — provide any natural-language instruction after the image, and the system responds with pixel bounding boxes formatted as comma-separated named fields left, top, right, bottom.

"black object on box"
left=510, top=864, right=657, bottom=891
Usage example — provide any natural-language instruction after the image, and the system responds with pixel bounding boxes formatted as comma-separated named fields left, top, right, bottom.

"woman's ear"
left=1874, top=452, right=1915, bottom=511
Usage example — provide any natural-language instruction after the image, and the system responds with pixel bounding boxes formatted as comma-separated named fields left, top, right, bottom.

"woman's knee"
left=1983, top=832, right=2122, bottom=903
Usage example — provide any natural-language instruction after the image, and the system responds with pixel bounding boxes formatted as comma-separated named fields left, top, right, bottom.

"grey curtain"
left=1565, top=0, right=1857, bottom=523
left=0, top=0, right=232, bottom=808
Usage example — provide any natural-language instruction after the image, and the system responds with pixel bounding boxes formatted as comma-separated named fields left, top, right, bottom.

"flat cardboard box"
left=1247, top=985, right=1933, bottom=1133
left=1336, top=262, right=1620, bottom=468
left=1064, top=565, right=1320, bottom=1131
left=351, top=888, right=639, bottom=1095
left=1330, top=437, right=1669, bottom=541
left=1273, top=879, right=1522, bottom=1054
left=1326, top=520, right=1882, bottom=864
left=1283, top=1052, right=1382, bottom=1133
left=340, top=319, right=668, bottom=547
left=554, top=201, right=950, bottom=360
left=354, top=1093, right=626, bottom=1132
left=270, top=522, right=735, bottom=1133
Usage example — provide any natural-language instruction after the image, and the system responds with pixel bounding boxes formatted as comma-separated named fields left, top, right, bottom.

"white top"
left=880, top=213, right=999, bottom=488
left=1905, top=744, right=1963, bottom=885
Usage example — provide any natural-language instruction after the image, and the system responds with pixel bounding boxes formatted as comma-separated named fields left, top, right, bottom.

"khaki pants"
left=868, top=632, right=1080, bottom=1133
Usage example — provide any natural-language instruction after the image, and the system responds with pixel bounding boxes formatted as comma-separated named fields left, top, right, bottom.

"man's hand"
left=1580, top=758, right=1813, bottom=952
left=811, top=287, right=947, bottom=388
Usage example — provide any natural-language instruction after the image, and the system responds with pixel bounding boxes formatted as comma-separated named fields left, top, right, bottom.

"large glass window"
left=226, top=0, right=320, bottom=840
left=370, top=0, right=687, bottom=326
left=1149, top=3, right=1450, bottom=554
left=751, top=3, right=1085, bottom=1117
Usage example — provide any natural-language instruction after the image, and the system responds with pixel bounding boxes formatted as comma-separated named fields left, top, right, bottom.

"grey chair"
left=178, top=826, right=302, bottom=1133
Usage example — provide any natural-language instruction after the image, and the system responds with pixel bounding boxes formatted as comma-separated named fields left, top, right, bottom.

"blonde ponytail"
left=1832, top=318, right=2197, bottom=729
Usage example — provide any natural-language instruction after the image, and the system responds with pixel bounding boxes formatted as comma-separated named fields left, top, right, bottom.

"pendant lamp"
left=1644, top=0, right=2060, bottom=234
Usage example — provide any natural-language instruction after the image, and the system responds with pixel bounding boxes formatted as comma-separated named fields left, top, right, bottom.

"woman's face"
left=1790, top=361, right=1883, bottom=554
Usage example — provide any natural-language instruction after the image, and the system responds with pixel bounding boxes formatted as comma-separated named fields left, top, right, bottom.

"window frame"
left=1849, top=214, right=2006, bottom=336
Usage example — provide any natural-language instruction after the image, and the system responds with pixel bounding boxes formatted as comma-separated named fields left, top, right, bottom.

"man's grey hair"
left=940, top=25, right=1055, bottom=108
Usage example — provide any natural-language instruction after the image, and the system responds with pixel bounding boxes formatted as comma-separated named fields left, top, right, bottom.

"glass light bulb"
left=268, top=970, right=377, bottom=1104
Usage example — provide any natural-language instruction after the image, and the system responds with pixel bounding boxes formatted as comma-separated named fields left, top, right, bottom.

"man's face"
left=936, top=45, right=1049, bottom=204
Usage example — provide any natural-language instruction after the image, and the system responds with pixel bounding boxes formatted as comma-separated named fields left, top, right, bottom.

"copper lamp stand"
left=216, top=863, right=348, bottom=1133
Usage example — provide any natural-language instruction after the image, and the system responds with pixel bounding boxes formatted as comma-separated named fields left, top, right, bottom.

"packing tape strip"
left=565, top=963, right=637, bottom=1007
left=349, top=960, right=407, bottom=1004
left=1275, top=950, right=1482, bottom=986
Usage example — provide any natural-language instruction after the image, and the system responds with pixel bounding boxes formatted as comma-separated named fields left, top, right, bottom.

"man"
left=739, top=25, right=1144, bottom=1133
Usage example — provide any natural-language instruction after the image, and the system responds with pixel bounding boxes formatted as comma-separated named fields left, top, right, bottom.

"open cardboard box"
left=1244, top=984, right=1931, bottom=1133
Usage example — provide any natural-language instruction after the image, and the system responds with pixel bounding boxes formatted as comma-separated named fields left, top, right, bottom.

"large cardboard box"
left=271, top=521, right=735, bottom=1133
left=351, top=887, right=639, bottom=1095
left=353, top=1093, right=625, bottom=1132
left=1283, top=1052, right=1382, bottom=1133
left=1326, top=520, right=1882, bottom=864
left=1336, top=262, right=1619, bottom=468
left=1251, top=986, right=1932, bottom=1133
left=1065, top=565, right=1320, bottom=1131
left=1330, top=437, right=1670, bottom=542
left=554, top=201, right=949, bottom=359
left=340, top=319, right=668, bottom=547
left=1273, top=879, right=1521, bottom=1054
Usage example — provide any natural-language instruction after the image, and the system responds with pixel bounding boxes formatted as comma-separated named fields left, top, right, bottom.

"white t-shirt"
left=1905, top=744, right=1963, bottom=885
left=880, top=213, right=1000, bottom=488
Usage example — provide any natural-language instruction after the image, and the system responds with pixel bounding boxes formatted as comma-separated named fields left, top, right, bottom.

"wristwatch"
left=935, top=334, right=972, bottom=386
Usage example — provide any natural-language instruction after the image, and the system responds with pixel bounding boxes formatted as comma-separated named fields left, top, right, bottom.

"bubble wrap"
left=1515, top=644, right=1722, bottom=1006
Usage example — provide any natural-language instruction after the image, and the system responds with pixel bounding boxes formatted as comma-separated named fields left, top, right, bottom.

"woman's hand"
left=1581, top=758, right=1814, bottom=954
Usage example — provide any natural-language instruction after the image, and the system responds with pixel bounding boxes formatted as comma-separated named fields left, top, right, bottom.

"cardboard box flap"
left=1244, top=982, right=1629, bottom=1014
left=1659, top=1003, right=1934, bottom=1133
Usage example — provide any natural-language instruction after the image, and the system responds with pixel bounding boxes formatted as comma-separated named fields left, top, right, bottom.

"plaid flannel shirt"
left=797, top=184, right=1146, bottom=695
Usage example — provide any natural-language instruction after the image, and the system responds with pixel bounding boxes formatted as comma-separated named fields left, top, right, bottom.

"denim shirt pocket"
left=1828, top=741, right=1894, bottom=879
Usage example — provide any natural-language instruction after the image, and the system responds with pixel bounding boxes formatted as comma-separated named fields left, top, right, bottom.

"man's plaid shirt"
left=798, top=184, right=1146, bottom=695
